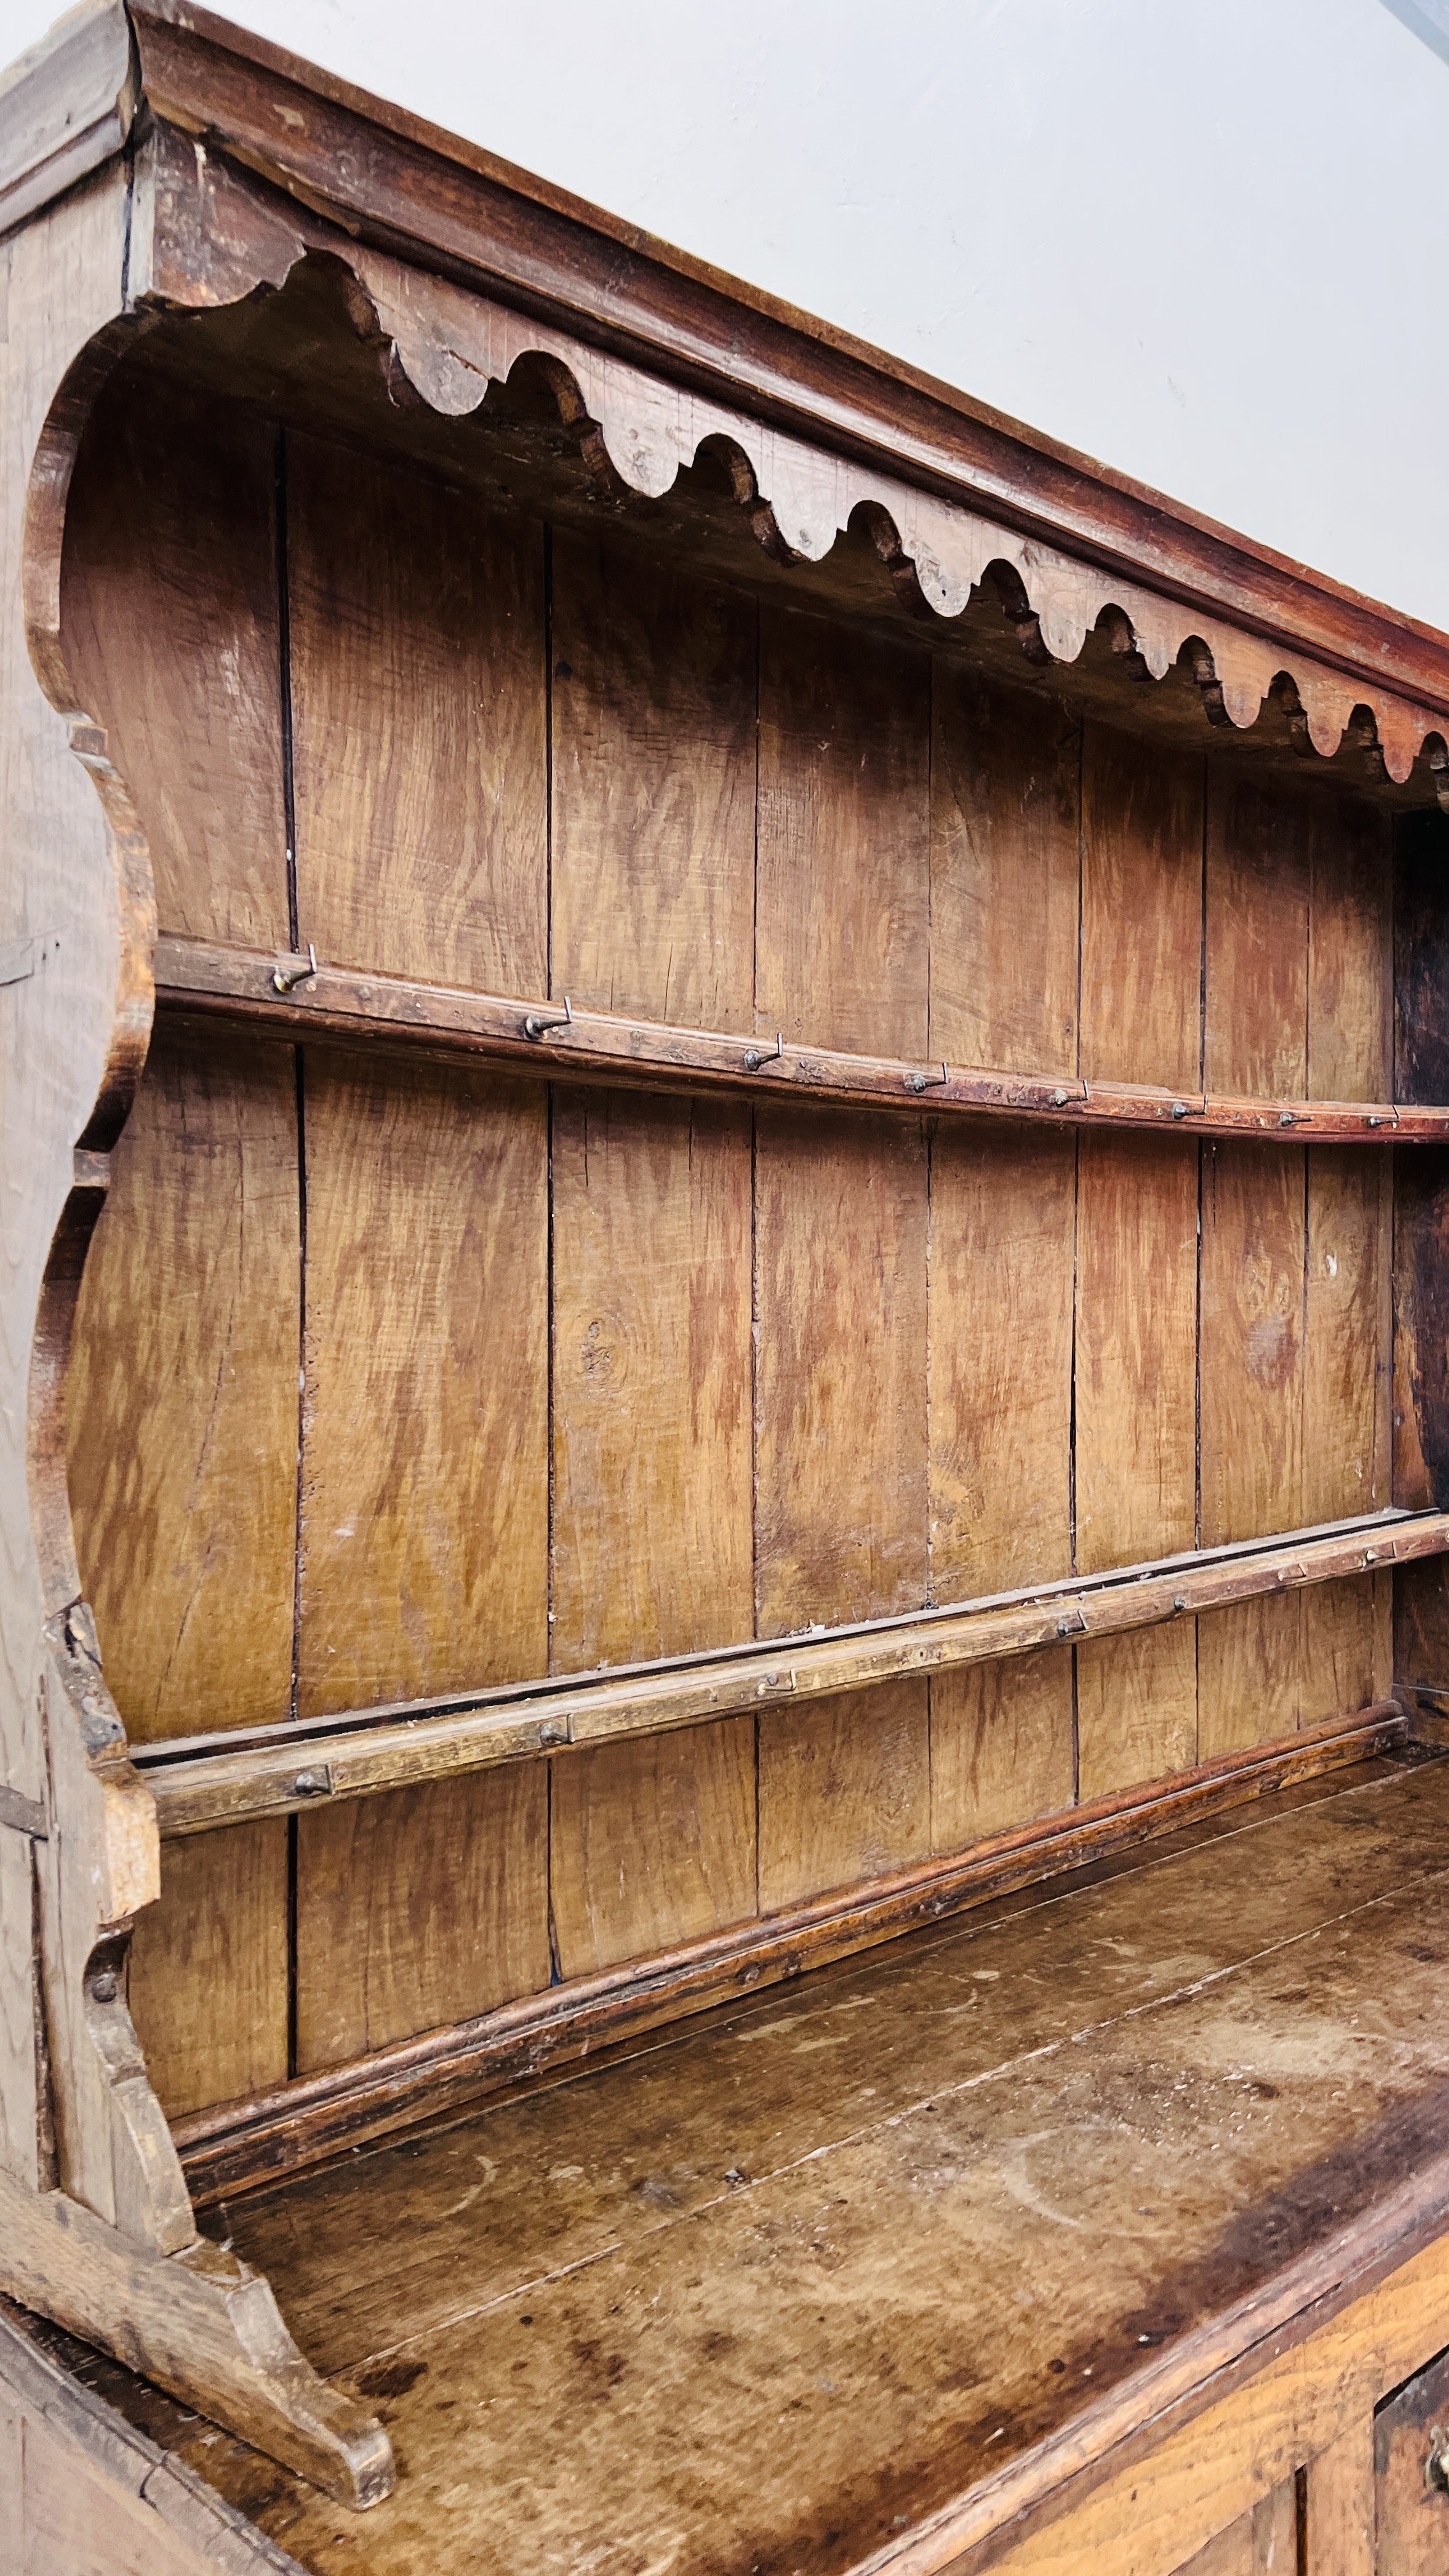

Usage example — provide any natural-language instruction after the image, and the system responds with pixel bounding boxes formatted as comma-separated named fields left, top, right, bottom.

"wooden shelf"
left=132, top=1508, right=1445, bottom=1837
left=155, top=936, right=1448, bottom=1141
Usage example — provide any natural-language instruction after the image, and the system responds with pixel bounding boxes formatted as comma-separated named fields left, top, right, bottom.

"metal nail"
left=906, top=1062, right=949, bottom=1095
left=744, top=1032, right=785, bottom=1073
left=524, top=995, right=574, bottom=1040
left=272, top=943, right=318, bottom=993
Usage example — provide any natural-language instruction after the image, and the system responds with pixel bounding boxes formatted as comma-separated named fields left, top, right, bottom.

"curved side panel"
left=0, top=158, right=142, bottom=2205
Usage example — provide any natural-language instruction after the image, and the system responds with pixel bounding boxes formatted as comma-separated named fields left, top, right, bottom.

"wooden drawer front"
left=1376, top=2343, right=1449, bottom=2572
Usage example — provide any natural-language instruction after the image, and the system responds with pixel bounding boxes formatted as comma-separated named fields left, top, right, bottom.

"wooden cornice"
left=4, top=3, right=1449, bottom=735
left=118, top=0, right=1449, bottom=722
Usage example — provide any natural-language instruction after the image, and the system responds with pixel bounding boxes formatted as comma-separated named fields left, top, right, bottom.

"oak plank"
left=61, top=370, right=288, bottom=949
left=929, top=1124, right=1075, bottom=1602
left=1301, top=2421, right=1373, bottom=2576
left=755, top=1106, right=928, bottom=1632
left=1307, top=791, right=1391, bottom=1104
left=127, top=1822, right=288, bottom=2119
left=288, top=433, right=546, bottom=993
left=1077, top=1621, right=1197, bottom=1800
left=757, top=1680, right=930, bottom=1912
left=1200, top=1142, right=1305, bottom=1548
left=550, top=532, right=755, bottom=1030
left=1080, top=724, right=1203, bottom=1091
left=929, top=671, right=1079, bottom=1077
left=1303, top=1148, right=1391, bottom=1527
left=549, top=1717, right=757, bottom=1979
left=1197, top=1595, right=1303, bottom=1759
left=295, top=1768, right=548, bottom=2071
left=929, top=1648, right=1075, bottom=1853
left=756, top=606, right=929, bottom=1059
left=551, top=1091, right=751, bottom=1673
left=296, top=1051, right=548, bottom=1717
left=68, top=1029, right=300, bottom=1740
left=1204, top=770, right=1310, bottom=1098
left=1074, top=1131, right=1197, bottom=1575
left=1298, top=1571, right=1391, bottom=1729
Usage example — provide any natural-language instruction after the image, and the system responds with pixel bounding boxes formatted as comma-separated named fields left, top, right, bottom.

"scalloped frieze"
left=129, top=124, right=1449, bottom=797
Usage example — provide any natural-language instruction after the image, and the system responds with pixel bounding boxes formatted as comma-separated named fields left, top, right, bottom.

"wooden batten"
left=132, top=1509, right=1440, bottom=1835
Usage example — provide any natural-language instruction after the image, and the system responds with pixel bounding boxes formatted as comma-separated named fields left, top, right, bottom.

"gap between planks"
left=153, top=936, right=1444, bottom=1142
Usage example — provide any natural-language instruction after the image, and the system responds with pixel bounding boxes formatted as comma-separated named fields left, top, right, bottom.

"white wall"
left=3, top=0, right=1444, bottom=629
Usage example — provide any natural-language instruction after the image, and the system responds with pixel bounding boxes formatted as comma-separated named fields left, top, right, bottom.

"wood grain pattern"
left=756, top=606, right=929, bottom=1059
left=68, top=1029, right=300, bottom=1741
left=928, top=1648, right=1075, bottom=1852
left=1074, top=1131, right=1198, bottom=1575
left=548, top=1717, right=757, bottom=1979
left=20, top=2411, right=224, bottom=2576
left=1301, top=2422, right=1373, bottom=2576
left=928, top=671, right=1079, bottom=1077
left=127, top=1822, right=288, bottom=2119
left=755, top=1107, right=928, bottom=1632
left=289, top=433, right=546, bottom=993
left=1298, top=1572, right=1391, bottom=1728
left=1196, top=1595, right=1303, bottom=1759
left=550, top=533, right=756, bottom=1029
left=1204, top=770, right=1310, bottom=1098
left=1200, top=1142, right=1306, bottom=1547
left=296, top=1051, right=548, bottom=1717
left=929, top=1124, right=1075, bottom=1602
left=1302, top=1149, right=1391, bottom=1526
left=61, top=369, right=288, bottom=949
left=295, top=1767, right=548, bottom=2071
left=1077, top=1621, right=1197, bottom=1800
left=1080, top=725, right=1202, bottom=1091
left=757, top=1680, right=930, bottom=1912
left=550, top=1091, right=751, bottom=1673
left=1307, top=793, right=1391, bottom=1104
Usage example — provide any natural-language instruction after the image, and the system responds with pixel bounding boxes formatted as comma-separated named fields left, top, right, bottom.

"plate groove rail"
left=134, top=1508, right=1448, bottom=1836
left=156, top=936, right=1449, bottom=1141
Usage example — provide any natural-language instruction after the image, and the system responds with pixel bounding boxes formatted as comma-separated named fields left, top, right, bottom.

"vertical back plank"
left=1303, top=1149, right=1392, bottom=1526
left=1197, top=1596, right=1302, bottom=1758
left=551, top=534, right=756, bottom=1029
left=128, top=1821, right=289, bottom=2117
left=1080, top=726, right=1202, bottom=1091
left=930, top=1648, right=1075, bottom=1853
left=1199, top=1143, right=1306, bottom=1547
left=1308, top=792, right=1392, bottom=1103
left=1204, top=770, right=1310, bottom=1098
left=758, top=1681, right=930, bottom=1913
left=1301, top=2424, right=1374, bottom=2576
left=756, top=607, right=930, bottom=1059
left=929, top=671, right=1079, bottom=1075
left=929, top=1125, right=1075, bottom=1602
left=61, top=372, right=288, bottom=948
left=68, top=1031, right=300, bottom=1740
left=1075, top=1131, right=1198, bottom=1575
left=549, top=1719, right=757, bottom=1979
left=1077, top=1623, right=1197, bottom=1800
left=551, top=1092, right=752, bottom=1673
left=755, top=1107, right=928, bottom=1633
left=289, top=434, right=547, bottom=993
left=295, top=1769, right=548, bottom=2071
left=296, top=1052, right=548, bottom=1717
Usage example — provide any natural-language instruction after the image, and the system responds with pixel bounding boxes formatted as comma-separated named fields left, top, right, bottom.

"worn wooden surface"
left=50, top=1754, right=1449, bottom=2576
left=288, top=433, right=546, bottom=997
left=1374, top=2337, right=1449, bottom=2572
left=68, top=1029, right=300, bottom=1742
left=63, top=371, right=288, bottom=951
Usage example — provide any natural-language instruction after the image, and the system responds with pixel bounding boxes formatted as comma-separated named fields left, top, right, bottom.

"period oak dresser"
left=6, top=8, right=1449, bottom=2572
